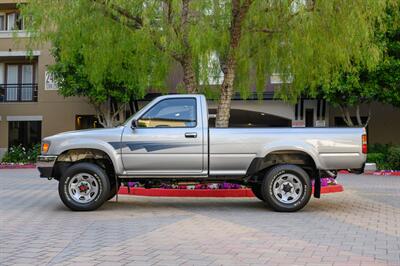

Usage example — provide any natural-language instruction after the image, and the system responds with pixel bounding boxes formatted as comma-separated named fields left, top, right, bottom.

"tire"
left=58, top=162, right=110, bottom=211
left=108, top=182, right=119, bottom=200
left=251, top=184, right=265, bottom=201
left=261, top=164, right=312, bottom=212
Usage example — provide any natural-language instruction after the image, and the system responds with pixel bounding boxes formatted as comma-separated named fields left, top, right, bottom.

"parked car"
left=37, top=94, right=367, bottom=212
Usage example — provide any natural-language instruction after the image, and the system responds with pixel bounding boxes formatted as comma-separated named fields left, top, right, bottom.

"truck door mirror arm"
left=131, top=119, right=138, bottom=129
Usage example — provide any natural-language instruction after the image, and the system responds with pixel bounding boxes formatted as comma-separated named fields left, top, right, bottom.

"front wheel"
left=108, top=182, right=120, bottom=200
left=261, top=164, right=312, bottom=212
left=58, top=162, right=110, bottom=211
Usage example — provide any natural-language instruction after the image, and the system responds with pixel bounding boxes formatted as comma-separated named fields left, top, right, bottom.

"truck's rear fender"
left=247, top=142, right=321, bottom=178
left=52, top=140, right=124, bottom=176
left=263, top=142, right=321, bottom=167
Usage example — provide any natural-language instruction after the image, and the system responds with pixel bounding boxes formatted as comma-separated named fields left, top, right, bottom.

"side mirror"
left=131, top=119, right=138, bottom=129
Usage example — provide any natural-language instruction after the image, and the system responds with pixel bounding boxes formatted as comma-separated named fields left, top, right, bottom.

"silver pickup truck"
left=37, top=94, right=367, bottom=212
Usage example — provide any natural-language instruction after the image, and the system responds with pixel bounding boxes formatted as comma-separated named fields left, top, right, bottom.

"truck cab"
left=120, top=95, right=209, bottom=176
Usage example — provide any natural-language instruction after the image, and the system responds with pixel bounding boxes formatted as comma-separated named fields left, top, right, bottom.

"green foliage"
left=387, top=146, right=400, bottom=170
left=22, top=0, right=169, bottom=102
left=367, top=144, right=400, bottom=170
left=241, top=0, right=391, bottom=102
left=188, top=0, right=394, bottom=105
left=1, top=144, right=41, bottom=164
left=367, top=153, right=386, bottom=169
left=369, top=143, right=391, bottom=154
left=320, top=3, right=400, bottom=108
left=22, top=0, right=394, bottom=121
left=49, top=40, right=152, bottom=105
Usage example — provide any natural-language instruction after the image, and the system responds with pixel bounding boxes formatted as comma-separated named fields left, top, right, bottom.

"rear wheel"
left=261, top=164, right=312, bottom=212
left=59, top=162, right=110, bottom=211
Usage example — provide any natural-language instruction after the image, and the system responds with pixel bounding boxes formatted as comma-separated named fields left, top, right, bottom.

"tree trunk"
left=356, top=105, right=363, bottom=126
left=96, top=112, right=114, bottom=128
left=180, top=0, right=197, bottom=94
left=344, top=107, right=354, bottom=126
left=103, top=98, right=113, bottom=127
left=216, top=60, right=236, bottom=127
left=339, top=104, right=373, bottom=128
left=339, top=105, right=353, bottom=127
left=94, top=97, right=126, bottom=128
left=355, top=104, right=373, bottom=127
left=182, top=55, right=197, bottom=93
left=129, top=98, right=139, bottom=115
left=215, top=0, right=252, bottom=127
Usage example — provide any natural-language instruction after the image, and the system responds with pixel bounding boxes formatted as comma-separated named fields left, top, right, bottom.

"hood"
left=43, top=126, right=125, bottom=143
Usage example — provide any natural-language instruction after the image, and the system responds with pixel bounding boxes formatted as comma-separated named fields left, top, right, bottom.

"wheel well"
left=53, top=149, right=115, bottom=183
left=247, top=150, right=317, bottom=182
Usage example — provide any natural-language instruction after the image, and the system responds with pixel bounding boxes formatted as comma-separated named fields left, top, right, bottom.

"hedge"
left=367, top=144, right=400, bottom=170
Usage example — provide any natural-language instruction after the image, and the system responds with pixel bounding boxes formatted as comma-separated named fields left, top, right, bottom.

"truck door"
left=121, top=97, right=205, bottom=176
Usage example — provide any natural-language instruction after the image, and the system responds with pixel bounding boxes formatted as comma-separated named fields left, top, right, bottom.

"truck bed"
left=209, top=127, right=366, bottom=176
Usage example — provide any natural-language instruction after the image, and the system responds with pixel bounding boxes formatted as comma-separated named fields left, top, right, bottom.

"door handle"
left=185, top=132, right=197, bottom=138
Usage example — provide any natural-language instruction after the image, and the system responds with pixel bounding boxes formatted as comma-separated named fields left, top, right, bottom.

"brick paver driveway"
left=0, top=169, right=399, bottom=266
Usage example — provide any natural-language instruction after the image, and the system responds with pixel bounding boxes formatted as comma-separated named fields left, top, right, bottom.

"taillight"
left=362, top=134, right=367, bottom=154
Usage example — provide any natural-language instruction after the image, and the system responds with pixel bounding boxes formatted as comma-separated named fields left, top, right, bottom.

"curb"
left=0, top=164, right=37, bottom=169
left=369, top=172, right=400, bottom=176
left=339, top=170, right=400, bottom=176
left=118, top=184, right=344, bottom=197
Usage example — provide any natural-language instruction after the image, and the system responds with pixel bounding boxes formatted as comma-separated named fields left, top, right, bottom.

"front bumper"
left=37, top=155, right=57, bottom=178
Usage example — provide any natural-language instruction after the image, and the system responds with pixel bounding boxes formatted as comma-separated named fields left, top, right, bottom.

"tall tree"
left=321, top=5, right=400, bottom=127
left=22, top=1, right=169, bottom=127
left=153, top=0, right=201, bottom=93
left=23, top=0, right=393, bottom=128
left=22, top=1, right=209, bottom=98
left=203, top=0, right=392, bottom=127
left=215, top=0, right=253, bottom=127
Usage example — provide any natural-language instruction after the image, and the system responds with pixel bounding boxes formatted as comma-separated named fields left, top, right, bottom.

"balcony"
left=0, top=83, right=38, bottom=102
left=0, top=30, right=28, bottom=38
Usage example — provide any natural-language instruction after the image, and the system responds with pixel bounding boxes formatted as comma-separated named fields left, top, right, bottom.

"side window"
left=138, top=98, right=197, bottom=128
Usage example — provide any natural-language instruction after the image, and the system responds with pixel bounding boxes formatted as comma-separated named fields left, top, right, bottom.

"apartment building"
left=0, top=1, right=96, bottom=158
left=0, top=1, right=398, bottom=159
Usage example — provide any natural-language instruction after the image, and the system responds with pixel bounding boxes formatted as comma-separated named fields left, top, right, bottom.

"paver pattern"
left=0, top=169, right=399, bottom=266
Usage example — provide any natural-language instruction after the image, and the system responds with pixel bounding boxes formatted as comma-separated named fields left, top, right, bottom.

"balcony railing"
left=0, top=83, right=38, bottom=102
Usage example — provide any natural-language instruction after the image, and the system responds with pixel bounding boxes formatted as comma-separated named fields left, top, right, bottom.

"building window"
left=3, top=64, right=36, bottom=102
left=6, top=12, right=23, bottom=31
left=7, top=13, right=16, bottom=31
left=6, top=64, right=18, bottom=101
left=21, top=65, right=33, bottom=100
left=0, top=14, right=5, bottom=31
left=75, top=115, right=103, bottom=130
left=8, top=121, right=42, bottom=148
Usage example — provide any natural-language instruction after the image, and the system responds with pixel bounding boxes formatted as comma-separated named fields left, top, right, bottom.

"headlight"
left=42, top=142, right=50, bottom=153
